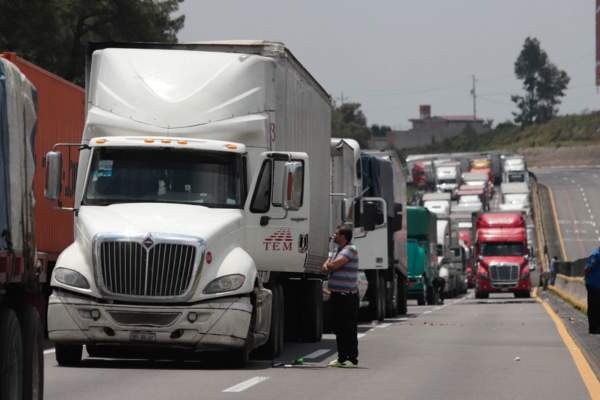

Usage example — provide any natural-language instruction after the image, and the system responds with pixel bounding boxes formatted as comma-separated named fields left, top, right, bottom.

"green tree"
left=332, top=102, right=371, bottom=148
left=511, top=37, right=570, bottom=127
left=370, top=124, right=392, bottom=137
left=0, top=0, right=185, bottom=84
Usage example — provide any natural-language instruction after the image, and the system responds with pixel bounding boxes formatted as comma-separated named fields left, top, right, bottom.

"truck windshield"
left=480, top=242, right=525, bottom=257
left=508, top=172, right=525, bottom=182
left=83, top=147, right=244, bottom=208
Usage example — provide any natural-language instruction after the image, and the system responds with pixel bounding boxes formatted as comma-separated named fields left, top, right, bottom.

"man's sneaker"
left=328, top=359, right=344, bottom=368
left=340, top=360, right=358, bottom=368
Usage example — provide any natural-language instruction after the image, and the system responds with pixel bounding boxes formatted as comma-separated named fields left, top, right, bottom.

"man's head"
left=334, top=225, right=353, bottom=246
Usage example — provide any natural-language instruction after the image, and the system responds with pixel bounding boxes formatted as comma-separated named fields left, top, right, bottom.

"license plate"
left=130, top=331, right=156, bottom=342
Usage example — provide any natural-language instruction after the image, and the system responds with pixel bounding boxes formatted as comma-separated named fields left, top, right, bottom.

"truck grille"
left=489, top=264, right=519, bottom=283
left=95, top=234, right=203, bottom=301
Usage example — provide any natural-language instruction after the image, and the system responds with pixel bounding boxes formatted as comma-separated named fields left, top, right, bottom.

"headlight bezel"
left=203, top=274, right=246, bottom=294
left=54, top=267, right=91, bottom=289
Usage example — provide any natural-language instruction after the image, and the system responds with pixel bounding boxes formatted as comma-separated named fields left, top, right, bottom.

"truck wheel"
left=475, top=291, right=489, bottom=299
left=55, top=344, right=82, bottom=366
left=426, top=285, right=437, bottom=305
left=301, top=279, right=323, bottom=342
left=366, top=272, right=380, bottom=321
left=417, top=286, right=426, bottom=306
left=18, top=305, right=44, bottom=400
left=385, top=271, right=399, bottom=318
left=374, top=273, right=386, bottom=321
left=397, top=276, right=408, bottom=315
left=0, top=308, right=23, bottom=400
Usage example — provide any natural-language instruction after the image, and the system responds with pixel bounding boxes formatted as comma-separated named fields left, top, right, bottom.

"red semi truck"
left=474, top=212, right=532, bottom=299
left=0, top=54, right=84, bottom=398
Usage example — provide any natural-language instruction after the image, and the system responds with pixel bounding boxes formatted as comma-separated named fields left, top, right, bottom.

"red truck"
left=0, top=54, right=84, bottom=398
left=474, top=212, right=532, bottom=299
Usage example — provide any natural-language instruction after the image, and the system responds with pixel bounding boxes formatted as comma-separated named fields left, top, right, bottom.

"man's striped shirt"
left=328, top=244, right=359, bottom=292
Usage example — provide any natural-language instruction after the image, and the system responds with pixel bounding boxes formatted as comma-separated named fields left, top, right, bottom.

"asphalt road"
left=535, top=166, right=600, bottom=261
left=44, top=293, right=590, bottom=400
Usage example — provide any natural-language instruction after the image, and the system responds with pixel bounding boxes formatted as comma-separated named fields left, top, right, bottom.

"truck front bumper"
left=476, top=278, right=531, bottom=293
left=48, top=290, right=252, bottom=350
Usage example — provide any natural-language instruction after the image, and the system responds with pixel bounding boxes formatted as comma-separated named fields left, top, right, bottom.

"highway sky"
left=176, top=0, right=597, bottom=130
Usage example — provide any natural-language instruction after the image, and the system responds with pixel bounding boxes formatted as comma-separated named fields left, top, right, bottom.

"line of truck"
left=1, top=41, right=412, bottom=392
left=406, top=151, right=536, bottom=301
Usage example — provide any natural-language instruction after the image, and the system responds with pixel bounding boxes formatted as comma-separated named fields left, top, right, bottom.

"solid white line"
left=357, top=333, right=367, bottom=339
left=386, top=317, right=408, bottom=322
left=376, top=323, right=391, bottom=329
left=223, top=376, right=270, bottom=393
left=43, top=348, right=56, bottom=355
left=423, top=310, right=432, bottom=314
left=304, top=349, right=330, bottom=359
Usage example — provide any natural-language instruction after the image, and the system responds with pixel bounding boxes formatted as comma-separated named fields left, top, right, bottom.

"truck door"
left=244, top=152, right=310, bottom=272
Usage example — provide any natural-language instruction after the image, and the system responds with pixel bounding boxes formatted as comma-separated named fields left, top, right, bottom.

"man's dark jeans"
left=330, top=291, right=359, bottom=363
left=587, top=285, right=600, bottom=334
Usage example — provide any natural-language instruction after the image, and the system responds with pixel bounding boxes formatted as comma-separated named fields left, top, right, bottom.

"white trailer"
left=44, top=41, right=336, bottom=366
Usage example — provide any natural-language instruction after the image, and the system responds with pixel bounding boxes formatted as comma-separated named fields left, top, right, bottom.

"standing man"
left=549, top=256, right=559, bottom=286
left=322, top=225, right=359, bottom=368
left=585, top=247, right=600, bottom=334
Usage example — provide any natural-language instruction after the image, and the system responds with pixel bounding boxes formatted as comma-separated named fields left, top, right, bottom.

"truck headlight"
left=54, top=267, right=90, bottom=289
left=203, top=274, right=245, bottom=294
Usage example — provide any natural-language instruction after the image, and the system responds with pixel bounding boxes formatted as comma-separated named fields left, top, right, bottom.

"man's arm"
left=325, top=255, right=350, bottom=272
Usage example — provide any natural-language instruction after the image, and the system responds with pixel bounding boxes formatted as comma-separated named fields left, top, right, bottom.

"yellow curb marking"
left=536, top=293, right=600, bottom=399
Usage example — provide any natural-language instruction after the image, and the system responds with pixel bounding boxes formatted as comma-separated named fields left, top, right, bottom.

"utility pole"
left=470, top=74, right=477, bottom=120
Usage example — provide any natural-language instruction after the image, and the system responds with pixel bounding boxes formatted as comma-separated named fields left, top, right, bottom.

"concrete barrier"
left=550, top=274, right=587, bottom=313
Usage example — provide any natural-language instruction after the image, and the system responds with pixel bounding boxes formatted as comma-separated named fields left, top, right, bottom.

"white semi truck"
left=328, top=142, right=408, bottom=320
left=44, top=41, right=340, bottom=367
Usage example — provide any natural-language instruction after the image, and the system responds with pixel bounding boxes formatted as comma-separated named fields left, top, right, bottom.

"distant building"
left=374, top=105, right=491, bottom=150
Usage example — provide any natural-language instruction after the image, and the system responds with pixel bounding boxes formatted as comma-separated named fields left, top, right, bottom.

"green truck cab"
left=407, top=207, right=439, bottom=305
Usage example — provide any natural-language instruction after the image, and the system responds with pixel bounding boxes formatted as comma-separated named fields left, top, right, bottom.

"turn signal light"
left=95, top=138, right=107, bottom=144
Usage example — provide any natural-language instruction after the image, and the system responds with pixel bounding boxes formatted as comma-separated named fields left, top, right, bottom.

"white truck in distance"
left=435, top=163, right=460, bottom=196
left=502, top=155, right=528, bottom=185
left=44, top=41, right=339, bottom=366
left=499, top=182, right=530, bottom=215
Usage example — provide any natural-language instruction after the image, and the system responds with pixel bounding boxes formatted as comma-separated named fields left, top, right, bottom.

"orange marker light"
left=226, top=144, right=238, bottom=150
left=144, top=138, right=155, bottom=144
left=95, top=138, right=107, bottom=144
left=177, top=140, right=188, bottom=145
left=161, top=139, right=172, bottom=144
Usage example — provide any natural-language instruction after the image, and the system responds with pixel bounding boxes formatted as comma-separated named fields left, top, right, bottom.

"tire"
left=301, top=279, right=323, bottom=342
left=18, top=305, right=44, bottom=400
left=385, top=271, right=399, bottom=318
left=0, top=308, right=23, bottom=400
left=426, top=284, right=437, bottom=305
left=475, top=291, right=489, bottom=299
left=366, top=272, right=381, bottom=321
left=397, top=275, right=408, bottom=315
left=55, top=344, right=82, bottom=366
left=377, top=274, right=386, bottom=321
left=417, top=282, right=426, bottom=306
left=514, top=291, right=531, bottom=299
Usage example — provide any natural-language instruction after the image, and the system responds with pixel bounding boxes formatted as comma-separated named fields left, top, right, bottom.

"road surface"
left=44, top=294, right=590, bottom=400
left=535, top=166, right=600, bottom=261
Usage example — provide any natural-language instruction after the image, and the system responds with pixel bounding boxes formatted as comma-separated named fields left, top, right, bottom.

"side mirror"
left=44, top=151, right=63, bottom=200
left=282, top=161, right=303, bottom=211
left=528, top=264, right=536, bottom=272
left=362, top=201, right=378, bottom=231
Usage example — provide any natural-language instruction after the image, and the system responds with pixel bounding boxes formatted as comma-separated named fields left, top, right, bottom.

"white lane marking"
left=423, top=310, right=432, bottom=314
left=357, top=333, right=367, bottom=339
left=304, top=349, right=330, bottom=359
left=376, top=323, right=391, bottom=329
left=43, top=348, right=56, bottom=355
left=223, top=376, right=270, bottom=393
left=386, top=317, right=408, bottom=322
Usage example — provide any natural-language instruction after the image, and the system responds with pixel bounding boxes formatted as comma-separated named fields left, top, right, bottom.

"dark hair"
left=337, top=225, right=353, bottom=243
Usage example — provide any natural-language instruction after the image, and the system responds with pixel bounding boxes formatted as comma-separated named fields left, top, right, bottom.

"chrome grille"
left=489, top=264, right=519, bottom=283
left=96, top=234, right=202, bottom=301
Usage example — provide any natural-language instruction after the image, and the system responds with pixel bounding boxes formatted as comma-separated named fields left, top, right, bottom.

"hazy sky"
left=177, top=1, right=596, bottom=129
